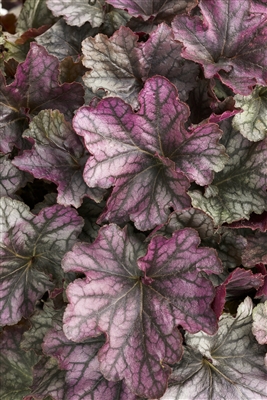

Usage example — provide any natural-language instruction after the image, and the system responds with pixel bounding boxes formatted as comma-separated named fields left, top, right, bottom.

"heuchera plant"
left=0, top=0, right=267, bottom=399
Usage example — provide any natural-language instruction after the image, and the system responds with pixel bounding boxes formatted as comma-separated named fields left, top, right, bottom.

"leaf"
left=151, top=210, right=247, bottom=272
left=242, top=231, right=267, bottom=267
left=250, top=0, right=267, bottom=13
left=190, top=119, right=267, bottom=226
left=252, top=301, right=267, bottom=345
left=0, top=42, right=84, bottom=153
left=209, top=227, right=247, bottom=270
left=0, top=322, right=40, bottom=400
left=138, top=23, right=199, bottom=101
left=149, top=208, right=215, bottom=241
left=43, top=325, right=140, bottom=400
left=161, top=297, right=267, bottom=400
left=16, top=0, right=56, bottom=33
left=81, top=26, right=142, bottom=109
left=172, top=0, right=267, bottom=94
left=12, top=110, right=104, bottom=208
left=82, top=24, right=199, bottom=107
left=30, top=356, right=66, bottom=400
left=0, top=155, right=31, bottom=198
left=233, top=86, right=267, bottom=141
left=36, top=18, right=98, bottom=61
left=222, top=267, right=264, bottom=300
left=105, top=0, right=198, bottom=21
left=0, top=197, right=83, bottom=326
left=46, top=0, right=105, bottom=28
left=74, top=76, right=227, bottom=230
left=255, top=265, right=267, bottom=300
left=226, top=211, right=267, bottom=232
left=21, top=300, right=62, bottom=355
left=62, top=224, right=222, bottom=398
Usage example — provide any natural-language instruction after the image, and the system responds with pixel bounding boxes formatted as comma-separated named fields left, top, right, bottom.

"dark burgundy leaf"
left=242, top=231, right=267, bottom=267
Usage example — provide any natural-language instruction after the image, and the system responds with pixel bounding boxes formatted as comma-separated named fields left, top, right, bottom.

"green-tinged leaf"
left=161, top=297, right=267, bottom=400
left=30, top=356, right=66, bottom=400
left=0, top=197, right=83, bottom=326
left=252, top=301, right=267, bottom=345
left=0, top=155, right=32, bottom=198
left=190, top=119, right=267, bottom=226
left=21, top=300, right=63, bottom=354
left=233, top=86, right=267, bottom=141
left=36, top=19, right=98, bottom=61
left=0, top=323, right=40, bottom=400
left=16, top=0, right=57, bottom=33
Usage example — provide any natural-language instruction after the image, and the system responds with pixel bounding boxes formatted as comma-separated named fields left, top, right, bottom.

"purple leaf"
left=74, top=76, right=227, bottom=230
left=138, top=23, right=199, bottom=101
left=43, top=325, right=140, bottom=400
left=161, top=297, right=267, bottom=400
left=46, top=0, right=105, bottom=28
left=251, top=0, right=267, bottom=13
left=0, top=197, right=83, bottom=326
left=252, top=301, right=267, bottom=345
left=242, top=231, right=267, bottom=267
left=105, top=0, right=198, bottom=21
left=0, top=322, right=39, bottom=399
left=255, top=265, right=267, bottom=300
left=190, top=119, right=267, bottom=225
left=0, top=42, right=84, bottom=153
left=150, top=211, right=246, bottom=270
left=12, top=110, right=104, bottom=208
left=226, top=211, right=267, bottom=232
left=62, top=224, right=222, bottom=398
left=222, top=267, right=264, bottom=300
left=172, top=0, right=267, bottom=94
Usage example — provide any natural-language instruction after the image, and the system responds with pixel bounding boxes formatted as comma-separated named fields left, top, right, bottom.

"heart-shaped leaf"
left=62, top=224, right=222, bottom=398
left=73, top=76, right=227, bottom=230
